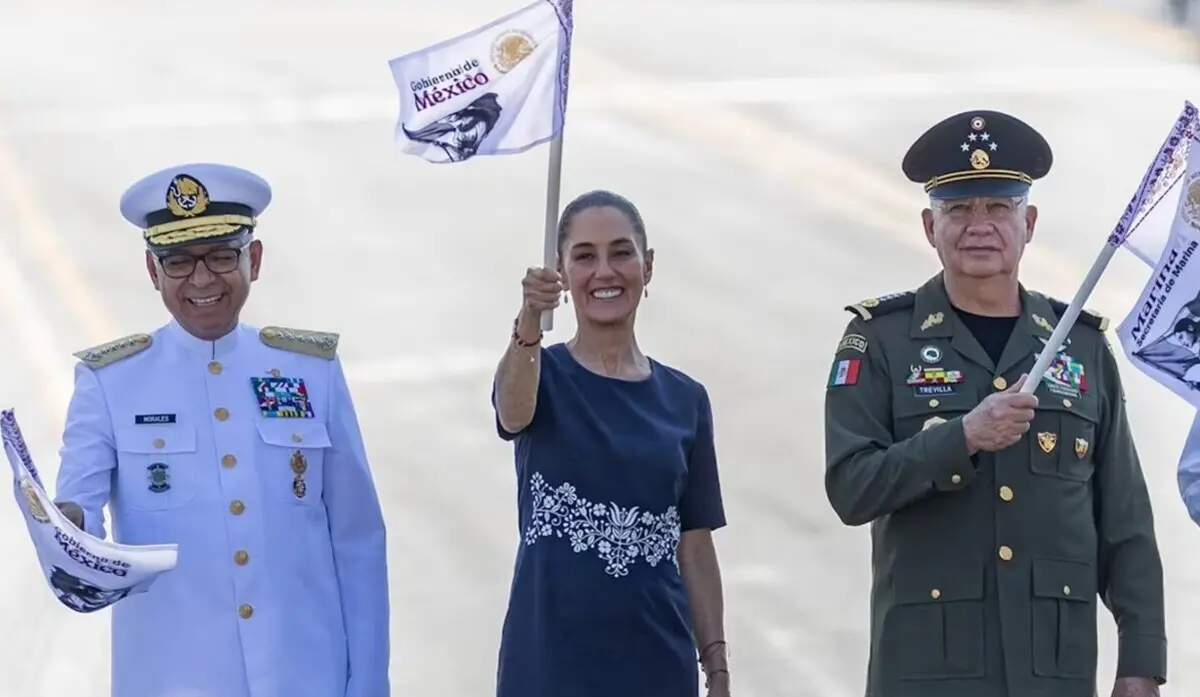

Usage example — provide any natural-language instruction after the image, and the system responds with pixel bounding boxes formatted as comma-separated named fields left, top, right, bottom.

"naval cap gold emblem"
left=165, top=174, right=210, bottom=219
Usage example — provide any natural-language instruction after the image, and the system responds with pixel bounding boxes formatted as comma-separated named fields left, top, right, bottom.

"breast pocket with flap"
left=113, top=423, right=198, bottom=511
left=1028, top=398, right=1098, bottom=483
left=892, top=388, right=979, bottom=442
left=255, top=420, right=332, bottom=506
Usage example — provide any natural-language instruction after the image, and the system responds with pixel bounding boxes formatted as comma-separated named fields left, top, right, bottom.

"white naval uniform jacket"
left=54, top=320, right=390, bottom=697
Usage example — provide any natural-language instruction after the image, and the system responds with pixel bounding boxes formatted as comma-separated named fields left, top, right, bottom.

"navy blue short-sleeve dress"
left=491, top=343, right=727, bottom=697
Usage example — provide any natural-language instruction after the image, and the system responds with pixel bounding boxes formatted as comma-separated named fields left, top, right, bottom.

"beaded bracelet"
left=511, top=318, right=542, bottom=347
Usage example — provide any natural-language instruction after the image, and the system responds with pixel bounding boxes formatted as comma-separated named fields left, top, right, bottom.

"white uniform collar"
left=165, top=318, right=243, bottom=359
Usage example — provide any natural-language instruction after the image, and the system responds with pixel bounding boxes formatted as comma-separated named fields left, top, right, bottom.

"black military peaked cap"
left=902, top=110, right=1053, bottom=199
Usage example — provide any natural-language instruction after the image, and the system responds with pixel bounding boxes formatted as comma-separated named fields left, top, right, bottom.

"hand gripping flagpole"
left=1021, top=101, right=1198, bottom=395
left=540, top=133, right=565, bottom=332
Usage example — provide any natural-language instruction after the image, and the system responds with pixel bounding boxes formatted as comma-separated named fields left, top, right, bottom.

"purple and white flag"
left=3, top=408, right=178, bottom=613
left=388, top=0, right=574, bottom=164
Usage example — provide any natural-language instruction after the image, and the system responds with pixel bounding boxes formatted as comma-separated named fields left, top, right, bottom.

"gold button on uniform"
left=222, top=454, right=237, bottom=468
left=208, top=361, right=222, bottom=375
left=992, top=376, right=1007, bottom=390
left=291, top=433, right=302, bottom=443
left=234, top=550, right=249, bottom=566
left=928, top=399, right=940, bottom=408
left=238, top=603, right=254, bottom=619
left=1063, top=586, right=1071, bottom=596
left=998, top=545, right=1013, bottom=562
left=230, top=500, right=245, bottom=515
left=153, top=438, right=165, bottom=449
left=999, top=486, right=1014, bottom=502
left=950, top=474, right=962, bottom=484
left=214, top=407, right=230, bottom=421
left=1062, top=398, right=1073, bottom=408
left=930, top=589, right=941, bottom=599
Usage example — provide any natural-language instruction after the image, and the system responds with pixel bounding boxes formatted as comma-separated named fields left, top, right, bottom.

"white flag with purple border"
left=3, top=409, right=178, bottom=613
left=388, top=0, right=573, bottom=164
left=1114, top=103, right=1198, bottom=265
left=1115, top=104, right=1200, bottom=408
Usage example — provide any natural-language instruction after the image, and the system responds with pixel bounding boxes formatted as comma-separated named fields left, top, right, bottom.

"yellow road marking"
left=573, top=50, right=1138, bottom=320
left=0, top=1, right=1171, bottom=396
left=0, top=130, right=118, bottom=434
left=0, top=141, right=119, bottom=344
left=0, top=230, right=72, bottom=420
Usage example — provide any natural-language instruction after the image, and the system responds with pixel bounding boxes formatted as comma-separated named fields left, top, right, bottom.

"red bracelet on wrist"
left=512, top=318, right=542, bottom=347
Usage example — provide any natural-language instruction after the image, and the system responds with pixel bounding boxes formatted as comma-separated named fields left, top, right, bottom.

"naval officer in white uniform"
left=53, top=163, right=390, bottom=697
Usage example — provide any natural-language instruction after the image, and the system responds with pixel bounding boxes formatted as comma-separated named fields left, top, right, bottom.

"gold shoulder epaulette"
left=845, top=291, right=917, bottom=321
left=73, top=333, right=153, bottom=370
left=1047, top=298, right=1109, bottom=332
left=259, top=326, right=339, bottom=360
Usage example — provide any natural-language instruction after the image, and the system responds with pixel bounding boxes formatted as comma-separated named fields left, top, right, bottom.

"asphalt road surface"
left=0, top=1, right=1199, bottom=695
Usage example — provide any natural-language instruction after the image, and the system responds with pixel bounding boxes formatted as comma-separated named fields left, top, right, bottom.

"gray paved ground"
left=0, top=1, right=1199, bottom=695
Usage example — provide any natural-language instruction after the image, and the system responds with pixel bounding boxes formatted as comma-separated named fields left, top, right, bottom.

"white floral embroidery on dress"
left=524, top=471, right=681, bottom=578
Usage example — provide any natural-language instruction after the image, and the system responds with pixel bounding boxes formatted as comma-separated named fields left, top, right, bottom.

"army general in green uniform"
left=823, top=111, right=1167, bottom=697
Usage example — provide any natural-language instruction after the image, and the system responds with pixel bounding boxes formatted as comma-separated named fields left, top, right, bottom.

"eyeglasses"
left=156, top=246, right=247, bottom=279
left=933, top=197, right=1025, bottom=223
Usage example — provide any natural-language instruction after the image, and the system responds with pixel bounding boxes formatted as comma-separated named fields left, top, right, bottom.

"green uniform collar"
left=910, top=273, right=1059, bottom=374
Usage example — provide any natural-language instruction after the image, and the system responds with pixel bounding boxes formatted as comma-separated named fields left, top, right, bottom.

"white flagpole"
left=1021, top=102, right=1197, bottom=395
left=540, top=132, right=565, bottom=332
left=1021, top=244, right=1117, bottom=395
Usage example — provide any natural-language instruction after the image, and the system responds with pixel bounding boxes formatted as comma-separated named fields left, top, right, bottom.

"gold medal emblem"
left=21, top=480, right=49, bottom=523
left=290, top=450, right=308, bottom=475
left=291, top=450, right=308, bottom=499
left=490, top=30, right=535, bottom=73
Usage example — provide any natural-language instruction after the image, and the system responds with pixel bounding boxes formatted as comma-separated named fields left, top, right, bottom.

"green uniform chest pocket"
left=1028, top=398, right=1098, bottom=482
left=888, top=563, right=985, bottom=680
left=891, top=390, right=979, bottom=441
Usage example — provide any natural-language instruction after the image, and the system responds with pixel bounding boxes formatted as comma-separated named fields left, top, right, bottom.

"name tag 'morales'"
left=134, top=414, right=176, bottom=425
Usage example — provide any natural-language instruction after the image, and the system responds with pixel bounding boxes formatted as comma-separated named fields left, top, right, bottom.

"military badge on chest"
left=290, top=450, right=308, bottom=499
left=250, top=372, right=314, bottom=499
left=147, top=463, right=170, bottom=493
left=250, top=375, right=315, bottom=419
left=906, top=345, right=963, bottom=396
left=1034, top=338, right=1086, bottom=398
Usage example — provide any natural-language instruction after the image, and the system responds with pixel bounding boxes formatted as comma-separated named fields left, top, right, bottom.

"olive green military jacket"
left=823, top=274, right=1166, bottom=697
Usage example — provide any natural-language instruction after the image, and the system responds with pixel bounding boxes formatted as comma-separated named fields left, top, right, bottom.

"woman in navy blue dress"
left=491, top=190, right=730, bottom=697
